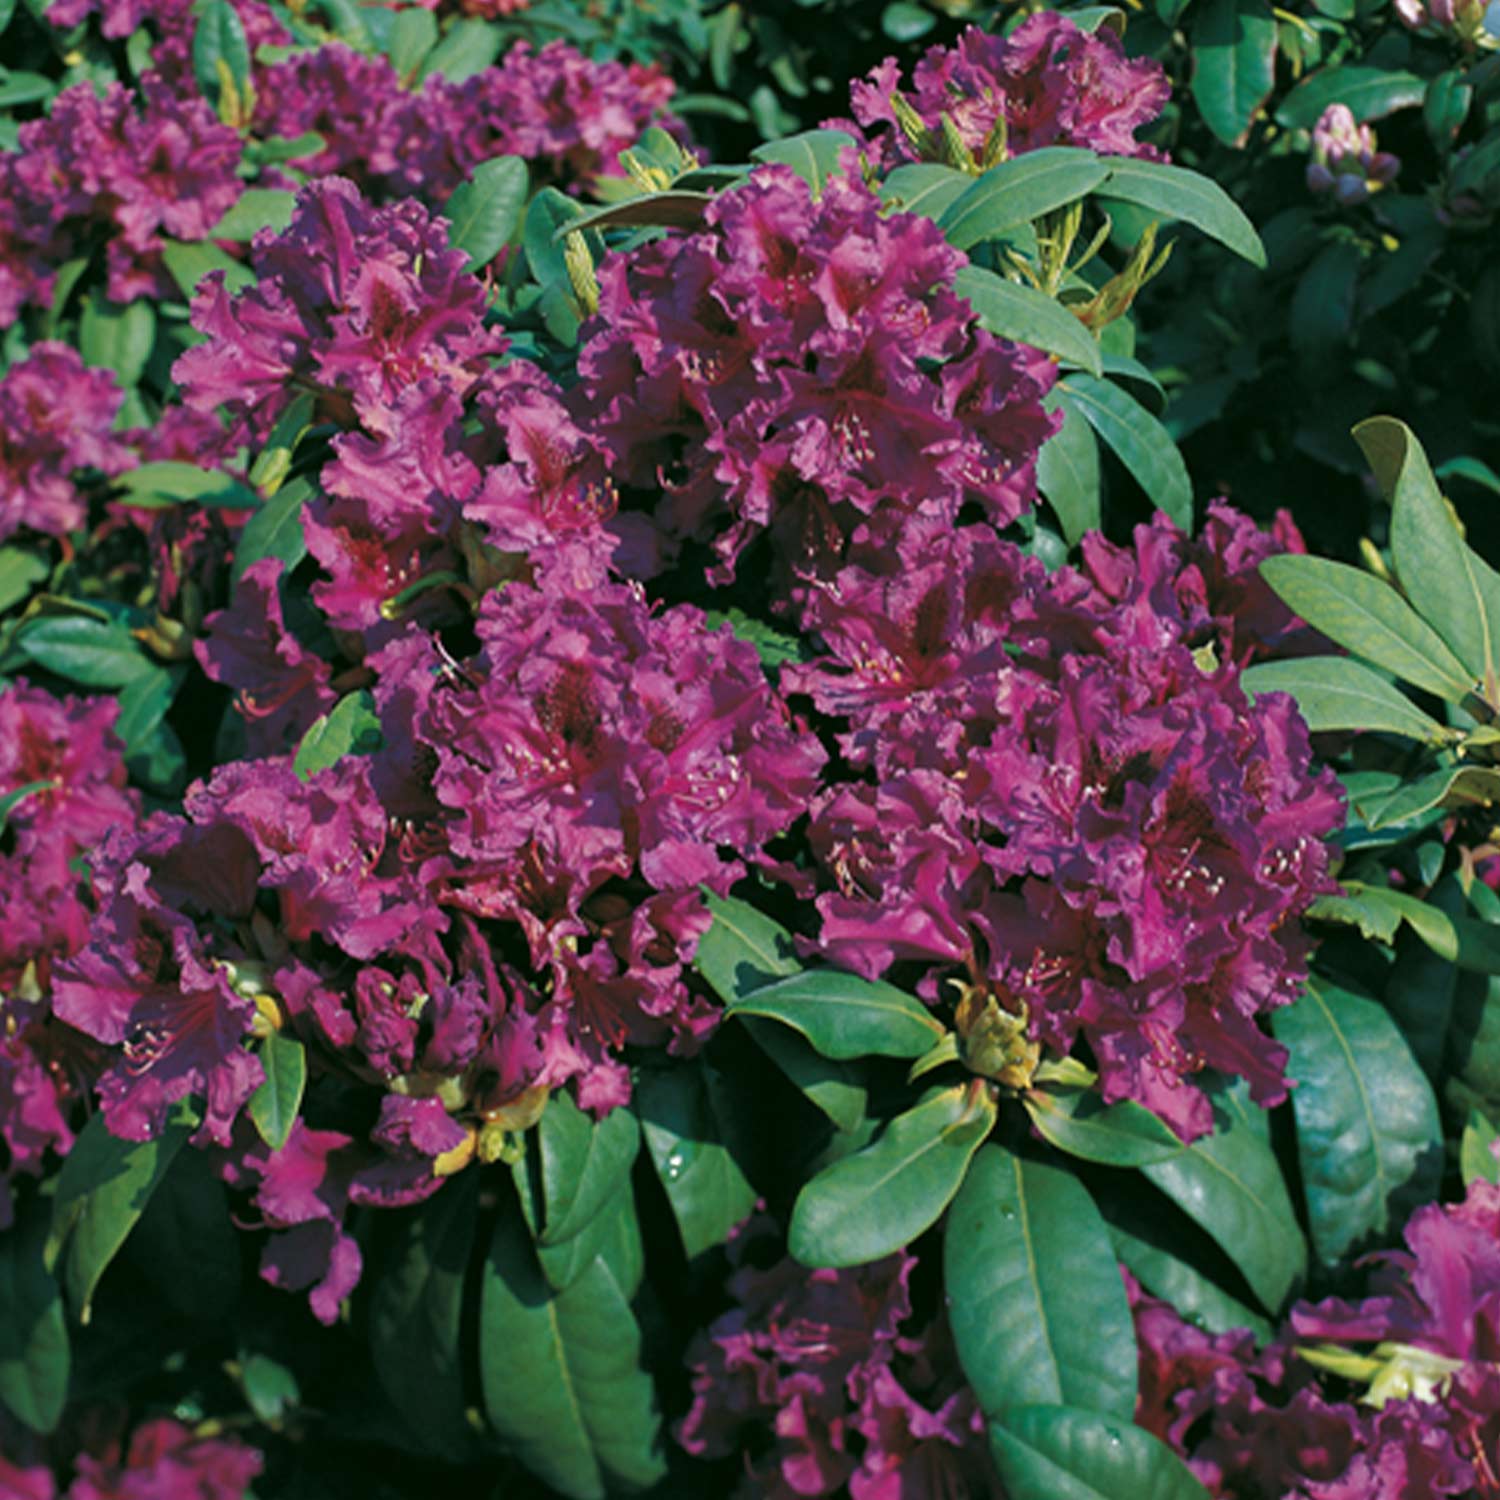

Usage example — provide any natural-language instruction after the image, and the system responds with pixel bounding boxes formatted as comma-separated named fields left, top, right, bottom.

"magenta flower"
left=68, top=1418, right=263, bottom=1500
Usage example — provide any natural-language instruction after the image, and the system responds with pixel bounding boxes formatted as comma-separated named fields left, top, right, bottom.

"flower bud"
left=1306, top=105, right=1399, bottom=204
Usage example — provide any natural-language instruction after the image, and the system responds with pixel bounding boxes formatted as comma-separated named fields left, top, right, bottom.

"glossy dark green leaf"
left=939, top=148, right=1110, bottom=251
left=1277, top=65, right=1427, bottom=129
left=1273, top=979, right=1440, bottom=1266
left=882, top=0, right=935, bottom=40
left=749, top=129, right=857, bottom=195
left=1036, top=389, right=1101, bottom=546
left=0, top=1207, right=68, bottom=1433
left=946, top=1146, right=1136, bottom=1420
left=293, top=690, right=383, bottom=780
left=1240, top=656, right=1449, bottom=741
left=1359, top=416, right=1500, bottom=702
left=635, top=1059, right=757, bottom=1261
left=1095, top=157, right=1266, bottom=267
left=523, top=187, right=586, bottom=286
left=480, top=1213, right=666, bottom=1499
left=1024, top=1088, right=1184, bottom=1167
left=789, top=1084, right=996, bottom=1268
left=78, top=297, right=155, bottom=389
left=445, top=155, right=528, bottom=272
left=1058, top=376, right=1192, bottom=527
left=208, top=189, right=297, bottom=241
left=1461, top=1108, right=1500, bottom=1186
left=953, top=265, right=1102, bottom=375
left=0, top=548, right=48, bottom=615
left=1142, top=1077, right=1305, bottom=1312
left=160, top=239, right=256, bottom=300
left=191, top=0, right=249, bottom=106
left=990, top=1404, right=1213, bottom=1500
left=880, top=163, right=972, bottom=221
left=115, top=461, right=258, bottom=510
left=1190, top=0, right=1277, bottom=146
left=1258, top=555, right=1473, bottom=700
left=127, top=1145, right=240, bottom=1323
left=232, top=476, right=310, bottom=583
left=368, top=1175, right=478, bottom=1458
left=566, top=191, right=714, bottom=236
left=742, top=1018, right=867, bottom=1131
left=1364, top=764, right=1500, bottom=830
left=47, top=1101, right=196, bottom=1322
left=17, top=615, right=153, bottom=689
left=246, top=1033, right=306, bottom=1152
left=723, top=968, right=944, bottom=1061
left=536, top=1091, right=640, bottom=1245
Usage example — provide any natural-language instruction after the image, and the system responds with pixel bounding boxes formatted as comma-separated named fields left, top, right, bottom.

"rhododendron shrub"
left=5, top=2, right=1498, bottom=1498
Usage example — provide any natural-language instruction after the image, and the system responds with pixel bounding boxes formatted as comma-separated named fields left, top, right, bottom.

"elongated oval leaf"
left=233, top=477, right=310, bottom=583
left=946, top=1146, right=1137, bottom=1421
left=1141, top=1077, right=1305, bottom=1312
left=880, top=163, right=973, bottom=221
left=1058, top=376, right=1192, bottom=526
left=1190, top=0, right=1278, bottom=146
left=566, top=191, right=714, bottom=236
left=246, top=1033, right=306, bottom=1152
left=1037, top=388, right=1101, bottom=545
left=724, top=968, right=944, bottom=1060
left=480, top=1213, right=665, bottom=1500
left=1023, top=1088, right=1184, bottom=1167
left=1359, top=416, right=1500, bottom=703
left=749, top=129, right=857, bottom=195
left=1272, top=978, right=1441, bottom=1265
left=1276, top=65, right=1427, bottom=129
left=1096, top=157, right=1266, bottom=267
left=742, top=1018, right=867, bottom=1131
left=635, top=1059, right=758, bottom=1261
left=939, top=148, right=1110, bottom=251
left=116, top=461, right=257, bottom=510
left=208, top=188, right=297, bottom=241
left=445, top=155, right=529, bottom=272
left=293, top=690, right=383, bottom=780
left=789, top=1084, right=996, bottom=1268
left=990, top=1404, right=1213, bottom=1500
left=79, top=298, right=156, bottom=389
left=536, top=1092, right=640, bottom=1245
left=0, top=548, right=49, bottom=615
left=1384, top=875, right=1466, bottom=1083
left=368, top=1176, right=479, bottom=1459
left=160, top=239, right=256, bottom=300
left=953, top=265, right=1102, bottom=375
left=1365, top=764, right=1500, bottom=830
left=1258, top=555, right=1474, bottom=700
left=17, top=616, right=153, bottom=689
left=1240, top=655, right=1449, bottom=741
left=0, top=1208, right=68, bottom=1434
left=191, top=0, right=249, bottom=104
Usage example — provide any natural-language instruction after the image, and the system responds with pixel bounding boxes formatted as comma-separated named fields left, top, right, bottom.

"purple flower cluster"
left=789, top=512, right=1341, bottom=1140
left=679, top=1217, right=1000, bottom=1499
left=0, top=77, right=243, bottom=318
left=0, top=1416, right=262, bottom=1500
left=0, top=685, right=140, bottom=1227
left=848, top=15, right=1170, bottom=170
left=44, top=0, right=288, bottom=84
left=1133, top=1168, right=1500, bottom=1498
left=0, top=343, right=132, bottom=544
left=575, top=161, right=1058, bottom=590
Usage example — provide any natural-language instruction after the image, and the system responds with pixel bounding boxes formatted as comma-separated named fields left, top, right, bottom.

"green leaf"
left=990, top=1404, right=1213, bottom=1500
left=445, top=155, right=529, bottom=272
left=386, top=5, right=437, bottom=75
left=880, top=163, right=973, bottom=222
left=246, top=1033, right=306, bottom=1152
left=1364, top=764, right=1500, bottom=830
left=1257, top=555, right=1473, bottom=701
left=1190, top=0, right=1277, bottom=146
left=1277, top=65, right=1427, bottom=129
left=1383, top=876, right=1466, bottom=1083
left=741, top=1018, right=867, bottom=1131
left=523, top=187, right=586, bottom=286
left=47, top=1101, right=196, bottom=1323
left=635, top=1059, right=758, bottom=1261
left=953, top=266, right=1102, bottom=376
left=0, top=1207, right=68, bottom=1434
left=722, top=968, right=944, bottom=1061
left=882, top=0, right=935, bottom=40
left=946, top=1146, right=1137, bottom=1421
left=0, top=780, right=53, bottom=837
left=191, top=0, right=250, bottom=105
left=1023, top=1088, right=1185, bottom=1167
left=1272, top=978, right=1441, bottom=1266
left=0, top=548, right=48, bottom=615
left=535, top=1092, right=640, bottom=1245
left=232, top=475, right=309, bottom=583
left=1141, top=1077, right=1305, bottom=1312
left=115, top=461, right=258, bottom=510
left=292, top=690, right=383, bottom=780
left=17, top=615, right=153, bottom=689
left=1358, top=416, right=1500, bottom=703
left=1437, top=456, right=1500, bottom=496
left=368, top=1176, right=479, bottom=1458
left=208, top=188, right=298, bottom=241
left=418, top=16, right=502, bottom=81
left=126, top=1146, right=240, bottom=1324
left=788, top=1084, right=996, bottom=1268
left=749, top=129, right=857, bottom=195
left=1058, top=376, right=1192, bottom=527
left=1239, top=655, right=1450, bottom=741
left=1290, top=241, right=1361, bottom=368
left=566, top=192, right=715, bottom=237
left=78, top=298, right=156, bottom=389
left=1095, top=157, right=1267, bottom=268
left=160, top=239, right=256, bottom=300
left=939, top=148, right=1110, bottom=251
left=1460, top=1108, right=1500, bottom=1186
left=1037, top=388, right=1101, bottom=546
left=480, top=1212, right=666, bottom=1500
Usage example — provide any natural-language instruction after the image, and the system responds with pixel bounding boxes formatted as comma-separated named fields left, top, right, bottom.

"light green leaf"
left=1023, top=1088, right=1184, bottom=1168
left=953, top=265, right=1101, bottom=375
left=1363, top=764, right=1500, bottom=830
left=387, top=5, right=437, bottom=75
left=191, top=0, right=250, bottom=106
left=445, top=155, right=529, bottom=272
left=292, top=690, right=383, bottom=780
left=1461, top=1108, right=1500, bottom=1186
left=1240, top=656, right=1450, bottom=741
left=232, top=475, right=309, bottom=583
left=1058, top=375, right=1192, bottom=527
left=723, top=968, right=944, bottom=1061
left=115, top=461, right=258, bottom=510
left=749, top=129, right=857, bottom=196
left=1037, top=388, right=1101, bottom=546
left=939, top=148, right=1110, bottom=251
left=418, top=16, right=502, bottom=81
left=160, top=239, right=256, bottom=300
left=946, top=1146, right=1137, bottom=1420
left=246, top=1033, right=305, bottom=1152
left=1096, top=157, right=1267, bottom=267
left=880, top=163, right=973, bottom=222
left=78, top=297, right=155, bottom=389
left=1277, top=65, right=1427, bottom=129
left=535, top=1092, right=640, bottom=1245
left=17, top=615, right=153, bottom=689
left=208, top=189, right=297, bottom=241
left=0, top=548, right=48, bottom=615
